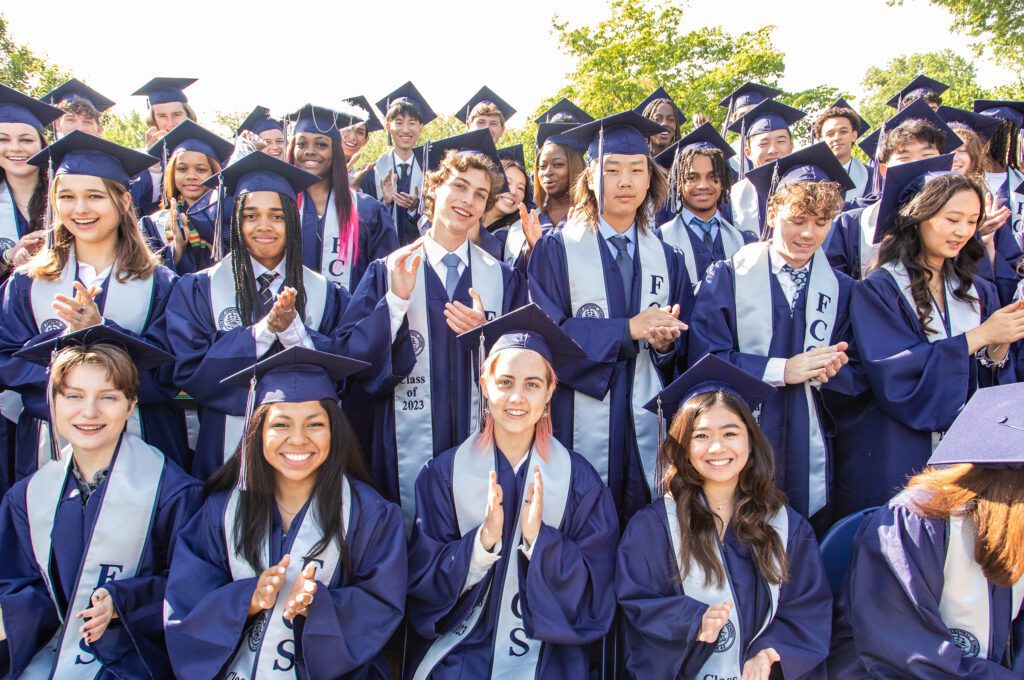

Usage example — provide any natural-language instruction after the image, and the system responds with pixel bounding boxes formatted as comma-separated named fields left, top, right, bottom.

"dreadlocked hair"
left=669, top=147, right=733, bottom=212
left=229, top=192, right=307, bottom=326
left=985, top=118, right=1020, bottom=171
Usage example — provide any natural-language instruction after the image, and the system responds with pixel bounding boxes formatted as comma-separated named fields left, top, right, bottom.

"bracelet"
left=975, top=346, right=1009, bottom=369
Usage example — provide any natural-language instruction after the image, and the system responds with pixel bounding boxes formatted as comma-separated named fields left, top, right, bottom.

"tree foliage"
left=0, top=13, right=69, bottom=96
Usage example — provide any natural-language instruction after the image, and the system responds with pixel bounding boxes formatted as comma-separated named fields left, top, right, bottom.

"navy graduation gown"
left=359, top=167, right=421, bottom=246
left=656, top=218, right=759, bottom=283
left=128, top=170, right=160, bottom=218
left=616, top=502, right=832, bottom=679
left=824, top=202, right=872, bottom=279
left=339, top=255, right=526, bottom=505
left=0, top=267, right=188, bottom=479
left=831, top=496, right=1024, bottom=678
left=406, top=445, right=618, bottom=678
left=299, top=190, right=399, bottom=292
left=835, top=269, right=1013, bottom=516
left=0, top=455, right=201, bottom=679
left=686, top=258, right=864, bottom=522
left=527, top=229, right=694, bottom=520
left=164, top=479, right=407, bottom=679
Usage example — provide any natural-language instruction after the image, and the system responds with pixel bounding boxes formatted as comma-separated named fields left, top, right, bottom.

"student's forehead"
left=450, top=167, right=490, bottom=189
left=603, top=153, right=647, bottom=165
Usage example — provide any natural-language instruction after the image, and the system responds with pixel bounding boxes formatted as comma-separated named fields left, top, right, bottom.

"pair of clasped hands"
left=248, top=555, right=319, bottom=622
left=699, top=600, right=781, bottom=680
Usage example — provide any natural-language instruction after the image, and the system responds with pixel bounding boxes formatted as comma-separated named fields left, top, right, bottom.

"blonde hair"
left=468, top=102, right=506, bottom=126
left=768, top=181, right=844, bottom=222
left=51, top=343, right=139, bottom=404
left=478, top=349, right=557, bottom=459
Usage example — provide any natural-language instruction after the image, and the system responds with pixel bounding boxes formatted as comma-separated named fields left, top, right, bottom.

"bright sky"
left=4, top=0, right=1015, bottom=126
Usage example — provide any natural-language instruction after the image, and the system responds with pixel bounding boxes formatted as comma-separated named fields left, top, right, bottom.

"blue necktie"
left=782, top=264, right=808, bottom=305
left=256, top=271, right=279, bottom=314
left=610, top=235, right=633, bottom=309
left=690, top=216, right=716, bottom=250
left=442, top=253, right=461, bottom=301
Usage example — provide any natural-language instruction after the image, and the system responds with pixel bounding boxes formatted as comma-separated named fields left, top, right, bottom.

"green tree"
left=101, top=110, right=148, bottom=149
left=890, top=0, right=1024, bottom=75
left=0, top=12, right=69, bottom=96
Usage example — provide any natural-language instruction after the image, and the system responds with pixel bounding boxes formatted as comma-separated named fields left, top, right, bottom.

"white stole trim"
left=663, top=495, right=788, bottom=678
left=856, top=202, right=881, bottom=279
left=23, top=434, right=164, bottom=680
left=413, top=434, right=572, bottom=680
left=375, top=152, right=422, bottom=224
left=844, top=158, right=870, bottom=203
left=386, top=242, right=505, bottom=530
left=880, top=262, right=980, bottom=343
left=1007, top=168, right=1024, bottom=236
left=733, top=242, right=838, bottom=516
left=500, top=220, right=527, bottom=267
left=940, top=514, right=1024, bottom=660
left=729, top=178, right=761, bottom=235
left=0, top=180, right=23, bottom=250
left=562, top=218, right=669, bottom=493
left=224, top=478, right=350, bottom=679
left=310, top=190, right=356, bottom=290
left=208, top=252, right=328, bottom=460
left=660, top=213, right=746, bottom=285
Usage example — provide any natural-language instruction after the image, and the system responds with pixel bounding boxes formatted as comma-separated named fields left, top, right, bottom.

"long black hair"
left=874, top=173, right=987, bottom=335
left=230, top=191, right=307, bottom=326
left=286, top=134, right=359, bottom=263
left=205, top=399, right=374, bottom=577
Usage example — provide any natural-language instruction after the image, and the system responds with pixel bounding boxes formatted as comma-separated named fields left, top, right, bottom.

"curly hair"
left=811, top=107, right=861, bottom=140
left=668, top=147, right=733, bottom=211
left=423, top=149, right=505, bottom=219
left=768, top=180, right=844, bottom=222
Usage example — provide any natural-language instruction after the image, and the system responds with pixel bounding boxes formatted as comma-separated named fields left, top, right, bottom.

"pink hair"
left=477, top=350, right=558, bottom=461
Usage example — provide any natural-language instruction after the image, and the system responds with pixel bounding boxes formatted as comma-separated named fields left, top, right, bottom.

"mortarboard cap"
left=222, top=346, right=368, bottom=407
left=376, top=82, right=437, bottom=125
left=644, top=353, right=776, bottom=418
left=0, top=83, right=63, bottom=131
left=417, top=129, right=508, bottom=192
left=561, top=111, right=667, bottom=160
left=148, top=119, right=233, bottom=165
left=132, top=77, right=197, bottom=106
left=927, top=383, right=1024, bottom=469
left=16, top=323, right=173, bottom=371
left=42, top=78, right=114, bottom=113
left=28, top=130, right=157, bottom=188
left=973, top=99, right=1024, bottom=130
left=457, top=303, right=587, bottom=372
left=727, top=98, right=805, bottom=137
left=886, top=75, right=948, bottom=110
left=536, top=122, right=585, bottom=152
left=819, top=98, right=870, bottom=138
left=746, top=141, right=856, bottom=199
left=288, top=103, right=368, bottom=142
left=342, top=95, right=384, bottom=133
left=534, top=98, right=594, bottom=125
left=936, top=106, right=1003, bottom=145
left=236, top=105, right=284, bottom=137
left=456, top=86, right=516, bottom=124
left=497, top=144, right=526, bottom=168
left=858, top=99, right=962, bottom=159
left=718, top=82, right=783, bottom=111
left=634, top=87, right=687, bottom=126
left=873, top=153, right=955, bottom=244
left=654, top=121, right=736, bottom=171
left=203, top=149, right=319, bottom=200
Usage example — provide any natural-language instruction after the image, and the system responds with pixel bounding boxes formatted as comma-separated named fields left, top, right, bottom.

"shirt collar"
left=597, top=218, right=636, bottom=244
left=679, top=207, right=720, bottom=227
left=423, top=232, right=470, bottom=267
left=250, top=256, right=287, bottom=279
left=769, top=245, right=809, bottom=275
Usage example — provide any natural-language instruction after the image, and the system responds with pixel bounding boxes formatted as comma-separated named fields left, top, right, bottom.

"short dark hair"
left=879, top=120, right=946, bottom=164
left=386, top=101, right=424, bottom=124
left=811, top=107, right=860, bottom=140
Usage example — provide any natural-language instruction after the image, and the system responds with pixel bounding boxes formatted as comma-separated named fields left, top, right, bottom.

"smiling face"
left=482, top=348, right=554, bottom=439
left=387, top=114, right=422, bottom=152
left=292, top=132, right=333, bottom=178
left=538, top=143, right=570, bottom=199
left=493, top=165, right=527, bottom=216
left=918, top=188, right=981, bottom=266
left=173, top=150, right=215, bottom=203
left=649, top=102, right=677, bottom=149
left=687, top=402, right=751, bottom=484
left=746, top=129, right=793, bottom=168
left=240, top=191, right=287, bottom=269
left=262, top=400, right=331, bottom=487
left=680, top=153, right=723, bottom=217
left=432, top=166, right=493, bottom=238
left=54, top=363, right=136, bottom=457
left=821, top=115, right=858, bottom=163
left=0, top=123, right=43, bottom=181
left=258, top=129, right=287, bottom=160
left=341, top=123, right=368, bottom=159
left=589, top=153, right=650, bottom=223
left=54, top=174, right=126, bottom=250
left=768, top=201, right=832, bottom=269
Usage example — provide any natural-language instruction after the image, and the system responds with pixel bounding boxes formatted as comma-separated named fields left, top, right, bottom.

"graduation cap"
left=236, top=105, right=284, bottom=137
left=718, top=82, right=783, bottom=111
left=655, top=122, right=736, bottom=170
left=634, top=86, right=687, bottom=126
left=973, top=99, right=1024, bottom=130
left=375, top=81, right=437, bottom=125
left=16, top=324, right=175, bottom=462
left=132, top=77, right=197, bottom=106
left=455, top=85, right=516, bottom=124
left=886, top=75, right=948, bottom=110
left=417, top=128, right=508, bottom=195
left=858, top=99, right=963, bottom=160
left=936, top=106, right=1003, bottom=145
left=42, top=78, right=114, bottom=113
left=928, top=383, right=1024, bottom=469
left=221, top=346, right=369, bottom=489
left=814, top=98, right=870, bottom=139
left=28, top=130, right=157, bottom=189
left=536, top=122, right=586, bottom=152
left=147, top=119, right=233, bottom=166
left=726, top=99, right=806, bottom=179
left=497, top=144, right=526, bottom=168
left=458, top=303, right=588, bottom=431
left=534, top=97, right=594, bottom=125
left=746, top=141, right=855, bottom=199
left=288, top=103, right=368, bottom=142
left=203, top=149, right=319, bottom=200
left=0, top=83, right=63, bottom=131
left=872, top=153, right=954, bottom=244
left=341, top=95, right=384, bottom=133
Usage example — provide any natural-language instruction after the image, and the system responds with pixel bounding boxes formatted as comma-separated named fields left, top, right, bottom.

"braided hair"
left=229, top=192, right=308, bottom=326
left=669, top=147, right=733, bottom=213
left=986, top=118, right=1020, bottom=171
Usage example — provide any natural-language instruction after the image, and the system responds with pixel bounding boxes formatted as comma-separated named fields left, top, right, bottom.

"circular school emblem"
left=575, top=303, right=605, bottom=319
left=948, top=628, right=980, bottom=657
left=409, top=330, right=426, bottom=357
left=247, top=613, right=267, bottom=652
left=0, top=238, right=15, bottom=252
left=40, top=319, right=67, bottom=333
left=218, top=307, right=243, bottom=331
left=714, top=620, right=736, bottom=653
